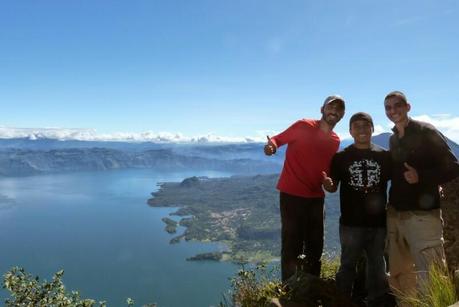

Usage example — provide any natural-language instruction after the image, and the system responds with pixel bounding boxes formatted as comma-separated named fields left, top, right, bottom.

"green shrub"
left=220, top=263, right=285, bottom=307
left=220, top=257, right=341, bottom=307
left=2, top=267, right=148, bottom=307
left=3, top=267, right=105, bottom=306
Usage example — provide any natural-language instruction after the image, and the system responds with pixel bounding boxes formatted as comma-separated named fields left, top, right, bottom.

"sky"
left=1, top=0, right=459, bottom=143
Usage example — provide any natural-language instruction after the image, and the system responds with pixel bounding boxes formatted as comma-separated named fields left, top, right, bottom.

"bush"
left=220, top=263, right=285, bottom=307
left=3, top=267, right=105, bottom=306
left=2, top=267, right=147, bottom=307
left=220, top=257, right=342, bottom=307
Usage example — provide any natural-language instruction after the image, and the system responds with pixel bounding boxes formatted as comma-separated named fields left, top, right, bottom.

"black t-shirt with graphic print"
left=330, top=144, right=391, bottom=227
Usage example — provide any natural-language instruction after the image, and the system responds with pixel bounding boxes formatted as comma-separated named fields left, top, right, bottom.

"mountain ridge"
left=1, top=133, right=458, bottom=177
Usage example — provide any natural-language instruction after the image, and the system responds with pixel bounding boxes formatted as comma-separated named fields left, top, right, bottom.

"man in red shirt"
left=264, top=95, right=345, bottom=282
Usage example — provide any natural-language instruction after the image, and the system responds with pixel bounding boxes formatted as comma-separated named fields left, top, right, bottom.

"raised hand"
left=264, top=135, right=277, bottom=156
left=403, top=162, right=419, bottom=184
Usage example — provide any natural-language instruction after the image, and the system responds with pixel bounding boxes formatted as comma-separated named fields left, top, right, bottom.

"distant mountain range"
left=340, top=132, right=459, bottom=156
left=0, top=132, right=458, bottom=176
left=0, top=137, right=167, bottom=151
left=0, top=148, right=282, bottom=176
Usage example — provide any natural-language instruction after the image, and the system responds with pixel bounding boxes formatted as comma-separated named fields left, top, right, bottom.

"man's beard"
left=324, top=114, right=339, bottom=127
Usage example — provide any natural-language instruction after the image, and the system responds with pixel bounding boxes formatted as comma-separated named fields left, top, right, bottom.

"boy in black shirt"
left=322, top=112, right=391, bottom=305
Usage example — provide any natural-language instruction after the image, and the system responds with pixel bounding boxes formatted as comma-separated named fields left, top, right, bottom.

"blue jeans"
left=336, top=225, right=388, bottom=301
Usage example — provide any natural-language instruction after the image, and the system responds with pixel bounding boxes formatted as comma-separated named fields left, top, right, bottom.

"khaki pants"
left=386, top=206, right=446, bottom=303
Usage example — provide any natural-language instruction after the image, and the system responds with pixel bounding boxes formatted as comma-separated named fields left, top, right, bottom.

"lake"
left=0, top=169, right=239, bottom=307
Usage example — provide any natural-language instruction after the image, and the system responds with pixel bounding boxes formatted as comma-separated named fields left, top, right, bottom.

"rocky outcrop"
left=267, top=272, right=357, bottom=307
left=441, top=177, right=459, bottom=272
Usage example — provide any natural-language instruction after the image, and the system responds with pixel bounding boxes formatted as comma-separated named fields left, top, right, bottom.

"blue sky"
left=1, top=0, right=459, bottom=142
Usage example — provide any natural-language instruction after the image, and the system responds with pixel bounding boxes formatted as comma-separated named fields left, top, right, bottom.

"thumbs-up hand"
left=403, top=162, right=419, bottom=184
left=439, top=185, right=445, bottom=199
left=322, top=171, right=336, bottom=192
left=264, top=135, right=277, bottom=156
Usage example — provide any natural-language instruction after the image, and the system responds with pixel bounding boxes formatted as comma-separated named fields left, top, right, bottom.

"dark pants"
left=336, top=225, right=388, bottom=302
left=280, top=192, right=324, bottom=282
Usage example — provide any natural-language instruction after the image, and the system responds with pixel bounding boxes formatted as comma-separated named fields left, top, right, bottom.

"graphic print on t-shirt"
left=348, top=159, right=381, bottom=192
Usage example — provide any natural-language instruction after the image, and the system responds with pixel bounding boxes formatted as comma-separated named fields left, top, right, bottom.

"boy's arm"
left=323, top=154, right=340, bottom=193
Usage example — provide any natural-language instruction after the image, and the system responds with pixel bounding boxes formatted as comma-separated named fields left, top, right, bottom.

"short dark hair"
left=384, top=91, right=408, bottom=104
left=349, top=112, right=374, bottom=130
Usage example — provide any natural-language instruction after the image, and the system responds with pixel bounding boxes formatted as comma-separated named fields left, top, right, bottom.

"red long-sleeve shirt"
left=271, top=119, right=340, bottom=198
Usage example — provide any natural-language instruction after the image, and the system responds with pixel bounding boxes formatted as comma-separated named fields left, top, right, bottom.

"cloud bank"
left=1, top=114, right=458, bottom=144
left=339, top=115, right=459, bottom=143
left=0, top=127, right=265, bottom=143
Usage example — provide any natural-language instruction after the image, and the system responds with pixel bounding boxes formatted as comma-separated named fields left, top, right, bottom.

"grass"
left=393, top=263, right=458, bottom=307
left=222, top=258, right=459, bottom=307
left=219, top=256, right=341, bottom=307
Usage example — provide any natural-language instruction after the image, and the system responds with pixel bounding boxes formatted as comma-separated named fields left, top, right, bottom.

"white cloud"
left=0, top=127, right=99, bottom=141
left=373, top=124, right=387, bottom=136
left=412, top=114, right=459, bottom=143
left=3, top=115, right=457, bottom=144
left=337, top=124, right=391, bottom=141
left=0, top=127, right=265, bottom=144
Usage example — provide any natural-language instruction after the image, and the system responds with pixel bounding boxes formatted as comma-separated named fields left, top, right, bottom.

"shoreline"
left=147, top=174, right=282, bottom=263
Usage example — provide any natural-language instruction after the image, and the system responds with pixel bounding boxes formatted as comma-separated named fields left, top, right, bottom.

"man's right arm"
left=263, top=120, right=300, bottom=156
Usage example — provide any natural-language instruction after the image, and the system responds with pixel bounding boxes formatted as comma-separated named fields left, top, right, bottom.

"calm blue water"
left=0, top=169, right=239, bottom=307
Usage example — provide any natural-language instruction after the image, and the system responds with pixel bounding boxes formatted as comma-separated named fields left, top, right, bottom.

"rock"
left=455, top=270, right=459, bottom=298
left=268, top=298, right=306, bottom=307
left=278, top=272, right=357, bottom=307
left=268, top=298, right=282, bottom=307
left=441, top=177, right=459, bottom=272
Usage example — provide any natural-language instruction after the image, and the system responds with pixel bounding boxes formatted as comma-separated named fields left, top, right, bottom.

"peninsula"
left=148, top=174, right=340, bottom=262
